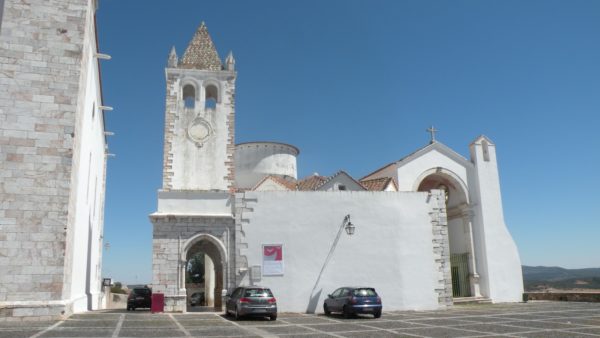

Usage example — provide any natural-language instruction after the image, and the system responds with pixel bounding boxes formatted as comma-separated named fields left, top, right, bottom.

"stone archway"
left=182, top=234, right=227, bottom=311
left=416, top=169, right=481, bottom=299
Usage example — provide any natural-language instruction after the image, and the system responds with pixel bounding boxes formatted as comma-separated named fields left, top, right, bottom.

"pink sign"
left=262, top=244, right=284, bottom=276
left=263, top=245, right=283, bottom=261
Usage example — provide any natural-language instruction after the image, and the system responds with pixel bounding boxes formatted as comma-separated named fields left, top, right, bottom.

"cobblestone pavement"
left=2, top=301, right=600, bottom=337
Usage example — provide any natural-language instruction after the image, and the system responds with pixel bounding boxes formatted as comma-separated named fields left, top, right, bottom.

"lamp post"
left=343, top=214, right=355, bottom=236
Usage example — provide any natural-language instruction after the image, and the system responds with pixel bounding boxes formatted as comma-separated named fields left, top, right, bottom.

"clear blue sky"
left=97, top=0, right=600, bottom=284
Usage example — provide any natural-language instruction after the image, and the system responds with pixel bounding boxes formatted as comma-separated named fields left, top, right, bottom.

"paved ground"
left=2, top=301, right=600, bottom=337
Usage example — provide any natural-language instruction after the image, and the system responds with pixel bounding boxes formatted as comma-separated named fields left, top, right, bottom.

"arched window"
left=204, top=84, right=218, bottom=109
left=481, top=140, right=490, bottom=162
left=183, top=84, right=196, bottom=108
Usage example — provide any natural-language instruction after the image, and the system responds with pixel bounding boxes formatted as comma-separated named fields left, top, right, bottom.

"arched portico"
left=180, top=233, right=228, bottom=311
left=416, top=167, right=481, bottom=299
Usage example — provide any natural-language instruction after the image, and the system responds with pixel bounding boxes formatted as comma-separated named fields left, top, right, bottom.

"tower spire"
left=225, top=51, right=235, bottom=71
left=180, top=22, right=222, bottom=70
left=167, top=46, right=178, bottom=68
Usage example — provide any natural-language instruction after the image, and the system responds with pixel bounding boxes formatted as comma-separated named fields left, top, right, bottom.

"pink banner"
left=262, top=244, right=284, bottom=275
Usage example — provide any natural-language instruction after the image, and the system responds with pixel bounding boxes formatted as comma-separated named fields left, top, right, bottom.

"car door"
left=227, top=288, right=241, bottom=313
left=326, top=288, right=339, bottom=311
left=330, top=288, right=344, bottom=311
left=337, top=288, right=351, bottom=310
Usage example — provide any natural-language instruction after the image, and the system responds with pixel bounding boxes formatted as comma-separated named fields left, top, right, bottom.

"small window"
left=133, top=288, right=151, bottom=295
left=481, top=140, right=490, bottom=162
left=243, top=288, right=273, bottom=297
left=352, top=288, right=377, bottom=297
left=183, top=84, right=195, bottom=108
left=205, top=84, right=218, bottom=109
left=338, top=184, right=346, bottom=191
left=231, top=288, right=242, bottom=298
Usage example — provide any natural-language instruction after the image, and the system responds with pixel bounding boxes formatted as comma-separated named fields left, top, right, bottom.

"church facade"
left=151, top=23, right=524, bottom=313
left=0, top=0, right=108, bottom=320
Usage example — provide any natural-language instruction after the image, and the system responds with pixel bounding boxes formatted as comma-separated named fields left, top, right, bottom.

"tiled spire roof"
left=180, top=22, right=222, bottom=70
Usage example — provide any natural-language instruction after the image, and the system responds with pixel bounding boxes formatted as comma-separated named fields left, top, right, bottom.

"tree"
left=186, top=252, right=205, bottom=284
left=110, top=282, right=127, bottom=294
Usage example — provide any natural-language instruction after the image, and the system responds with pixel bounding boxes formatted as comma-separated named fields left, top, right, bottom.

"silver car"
left=225, top=286, right=277, bottom=320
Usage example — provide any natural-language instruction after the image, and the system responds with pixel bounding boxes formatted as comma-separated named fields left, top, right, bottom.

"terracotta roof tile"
left=315, top=170, right=366, bottom=190
left=296, top=175, right=327, bottom=191
left=360, top=162, right=395, bottom=181
left=360, top=177, right=393, bottom=191
left=252, top=175, right=297, bottom=191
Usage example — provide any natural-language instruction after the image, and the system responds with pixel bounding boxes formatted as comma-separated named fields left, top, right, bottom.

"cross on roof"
left=426, top=125, right=439, bottom=143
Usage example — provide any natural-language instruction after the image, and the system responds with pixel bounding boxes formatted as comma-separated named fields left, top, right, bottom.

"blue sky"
left=97, top=0, right=600, bottom=284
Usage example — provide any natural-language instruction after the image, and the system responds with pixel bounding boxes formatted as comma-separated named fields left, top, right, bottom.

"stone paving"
left=2, top=302, right=600, bottom=337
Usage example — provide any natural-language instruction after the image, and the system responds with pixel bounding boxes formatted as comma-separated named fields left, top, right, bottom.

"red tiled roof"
left=359, top=162, right=395, bottom=181
left=360, top=177, right=397, bottom=191
left=252, top=175, right=297, bottom=191
left=315, top=170, right=366, bottom=191
left=268, top=175, right=297, bottom=190
left=296, top=174, right=327, bottom=191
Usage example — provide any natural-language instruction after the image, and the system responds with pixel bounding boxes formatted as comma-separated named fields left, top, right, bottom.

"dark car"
left=225, top=286, right=277, bottom=320
left=190, top=291, right=205, bottom=306
left=323, top=287, right=382, bottom=318
left=127, top=287, right=152, bottom=311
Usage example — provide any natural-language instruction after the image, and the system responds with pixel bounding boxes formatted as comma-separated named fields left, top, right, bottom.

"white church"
left=151, top=22, right=524, bottom=313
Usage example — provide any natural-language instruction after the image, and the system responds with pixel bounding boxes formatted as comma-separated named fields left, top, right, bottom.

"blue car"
left=323, top=287, right=382, bottom=318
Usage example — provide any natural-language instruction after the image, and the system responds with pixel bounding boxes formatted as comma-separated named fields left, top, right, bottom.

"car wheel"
left=343, top=305, right=351, bottom=319
left=234, top=306, right=240, bottom=321
left=374, top=310, right=381, bottom=319
left=131, top=307, right=135, bottom=311
left=270, top=314, right=277, bottom=321
left=323, top=304, right=331, bottom=316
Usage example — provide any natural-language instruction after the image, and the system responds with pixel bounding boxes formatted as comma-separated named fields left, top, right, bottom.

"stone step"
left=453, top=297, right=492, bottom=305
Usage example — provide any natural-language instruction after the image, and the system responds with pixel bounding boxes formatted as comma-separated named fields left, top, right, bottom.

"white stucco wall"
left=448, top=218, right=469, bottom=254
left=168, top=73, right=234, bottom=190
left=396, top=148, right=470, bottom=193
left=235, top=142, right=298, bottom=189
left=68, top=11, right=106, bottom=313
left=468, top=140, right=523, bottom=302
left=393, top=141, right=523, bottom=302
left=156, top=191, right=232, bottom=216
left=238, top=191, right=442, bottom=312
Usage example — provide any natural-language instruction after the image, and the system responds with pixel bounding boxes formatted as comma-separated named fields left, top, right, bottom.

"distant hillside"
left=523, top=266, right=600, bottom=291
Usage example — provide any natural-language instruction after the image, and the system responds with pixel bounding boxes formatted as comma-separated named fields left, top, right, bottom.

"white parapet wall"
left=235, top=142, right=299, bottom=189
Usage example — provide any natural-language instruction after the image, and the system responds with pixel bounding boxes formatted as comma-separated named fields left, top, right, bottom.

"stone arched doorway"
left=182, top=234, right=226, bottom=312
left=416, top=168, right=481, bottom=299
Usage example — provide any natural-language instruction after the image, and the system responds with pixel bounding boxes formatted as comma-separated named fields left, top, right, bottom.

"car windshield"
left=353, top=288, right=377, bottom=297
left=243, top=288, right=273, bottom=297
left=134, top=288, right=151, bottom=295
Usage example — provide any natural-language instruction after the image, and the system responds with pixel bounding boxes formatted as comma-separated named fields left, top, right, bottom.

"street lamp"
left=343, top=214, right=355, bottom=236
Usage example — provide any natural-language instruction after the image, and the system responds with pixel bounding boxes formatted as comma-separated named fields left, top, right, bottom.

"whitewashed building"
left=151, top=23, right=523, bottom=313
left=0, top=0, right=108, bottom=320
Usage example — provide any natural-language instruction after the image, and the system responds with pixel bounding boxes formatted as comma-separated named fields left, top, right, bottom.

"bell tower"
left=162, top=22, right=236, bottom=191
left=152, top=22, right=237, bottom=312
